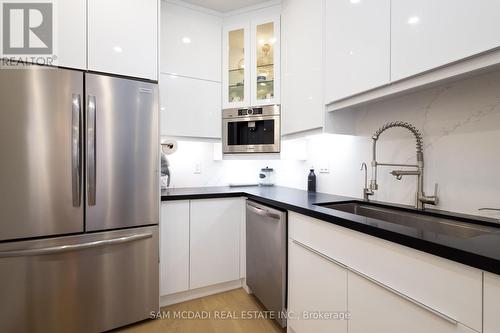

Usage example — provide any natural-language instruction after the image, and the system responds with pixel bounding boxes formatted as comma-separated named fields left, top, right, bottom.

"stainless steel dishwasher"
left=246, top=200, right=287, bottom=327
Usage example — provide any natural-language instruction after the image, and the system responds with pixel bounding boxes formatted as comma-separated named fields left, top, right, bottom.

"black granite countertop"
left=161, top=186, right=500, bottom=275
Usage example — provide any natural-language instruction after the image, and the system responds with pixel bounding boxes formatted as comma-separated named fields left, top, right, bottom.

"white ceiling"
left=181, top=0, right=271, bottom=13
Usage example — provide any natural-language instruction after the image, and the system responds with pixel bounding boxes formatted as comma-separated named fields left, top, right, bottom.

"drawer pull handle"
left=291, top=239, right=459, bottom=326
left=0, top=233, right=152, bottom=258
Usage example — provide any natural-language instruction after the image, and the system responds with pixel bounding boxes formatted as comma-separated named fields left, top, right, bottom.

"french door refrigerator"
left=0, top=65, right=159, bottom=333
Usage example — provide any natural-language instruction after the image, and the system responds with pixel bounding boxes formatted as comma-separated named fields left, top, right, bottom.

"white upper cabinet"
left=281, top=0, right=324, bottom=135
left=88, top=0, right=158, bottom=80
left=223, top=23, right=251, bottom=109
left=391, top=0, right=500, bottom=82
left=325, top=0, right=390, bottom=103
left=160, top=73, right=221, bottom=138
left=223, top=15, right=280, bottom=109
left=160, top=2, right=222, bottom=81
left=57, top=0, right=86, bottom=69
left=160, top=1, right=222, bottom=138
left=250, top=15, right=280, bottom=107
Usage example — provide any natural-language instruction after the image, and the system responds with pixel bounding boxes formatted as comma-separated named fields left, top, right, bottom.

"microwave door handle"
left=71, top=94, right=82, bottom=207
left=87, top=95, right=96, bottom=206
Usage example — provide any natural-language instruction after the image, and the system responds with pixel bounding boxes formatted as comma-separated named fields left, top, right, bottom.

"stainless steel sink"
left=317, top=202, right=500, bottom=239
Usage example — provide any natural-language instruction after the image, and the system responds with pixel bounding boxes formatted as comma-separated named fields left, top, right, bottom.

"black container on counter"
left=308, top=168, right=316, bottom=192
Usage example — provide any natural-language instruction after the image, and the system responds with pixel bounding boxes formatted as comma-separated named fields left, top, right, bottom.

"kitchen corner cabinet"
left=288, top=240, right=348, bottom=333
left=325, top=0, right=390, bottom=103
left=484, top=272, right=500, bottom=333
left=391, top=0, right=500, bottom=82
left=223, top=16, right=280, bottom=109
left=190, top=198, right=242, bottom=289
left=281, top=0, right=324, bottom=136
left=160, top=201, right=190, bottom=296
left=160, top=198, right=244, bottom=298
left=88, top=0, right=158, bottom=80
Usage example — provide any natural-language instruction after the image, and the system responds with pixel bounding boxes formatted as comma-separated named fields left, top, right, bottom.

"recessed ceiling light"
left=113, top=46, right=122, bottom=53
left=182, top=37, right=191, bottom=44
left=350, top=0, right=361, bottom=4
left=408, top=16, right=420, bottom=25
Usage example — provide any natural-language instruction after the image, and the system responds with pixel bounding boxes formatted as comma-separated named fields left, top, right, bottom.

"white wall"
left=165, top=63, right=500, bottom=220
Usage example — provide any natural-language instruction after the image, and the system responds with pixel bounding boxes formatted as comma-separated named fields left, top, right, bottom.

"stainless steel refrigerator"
left=0, top=65, right=159, bottom=333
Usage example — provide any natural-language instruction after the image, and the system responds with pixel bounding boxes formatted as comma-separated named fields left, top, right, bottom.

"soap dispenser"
left=308, top=168, right=316, bottom=192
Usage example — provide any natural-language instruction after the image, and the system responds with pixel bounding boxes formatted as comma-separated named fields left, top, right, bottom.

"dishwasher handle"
left=247, top=203, right=282, bottom=220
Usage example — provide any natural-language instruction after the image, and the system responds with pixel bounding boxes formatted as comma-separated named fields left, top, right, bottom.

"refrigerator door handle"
left=72, top=94, right=82, bottom=207
left=0, top=233, right=153, bottom=258
left=87, top=95, right=97, bottom=206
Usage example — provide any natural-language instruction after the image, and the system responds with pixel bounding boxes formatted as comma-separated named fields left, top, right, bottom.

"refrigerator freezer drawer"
left=0, top=226, right=159, bottom=333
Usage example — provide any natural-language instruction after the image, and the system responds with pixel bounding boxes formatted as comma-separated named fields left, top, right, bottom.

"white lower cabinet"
left=160, top=201, right=190, bottom=295
left=189, top=198, right=243, bottom=289
left=288, top=240, right=348, bottom=333
left=484, top=272, right=500, bottom=333
left=189, top=198, right=242, bottom=289
left=160, top=198, right=244, bottom=298
left=348, top=272, right=476, bottom=333
left=288, top=212, right=482, bottom=333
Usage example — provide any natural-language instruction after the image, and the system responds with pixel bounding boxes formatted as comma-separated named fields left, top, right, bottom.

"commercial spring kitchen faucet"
left=369, top=121, right=438, bottom=210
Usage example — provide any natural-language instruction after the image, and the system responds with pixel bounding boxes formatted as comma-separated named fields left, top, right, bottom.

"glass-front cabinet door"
left=223, top=16, right=280, bottom=109
left=223, top=24, right=250, bottom=109
left=251, top=16, right=280, bottom=106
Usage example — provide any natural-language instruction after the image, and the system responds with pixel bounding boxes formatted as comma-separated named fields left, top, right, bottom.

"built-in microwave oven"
left=222, top=105, right=280, bottom=154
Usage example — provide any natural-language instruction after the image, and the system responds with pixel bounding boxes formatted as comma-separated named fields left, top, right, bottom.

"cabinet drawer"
left=484, top=272, right=500, bottom=333
left=349, top=272, right=477, bottom=333
left=289, top=212, right=482, bottom=331
left=288, top=239, right=348, bottom=333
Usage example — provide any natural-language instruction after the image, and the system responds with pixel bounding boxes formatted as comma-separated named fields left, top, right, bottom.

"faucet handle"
left=419, top=183, right=439, bottom=206
left=429, top=183, right=439, bottom=204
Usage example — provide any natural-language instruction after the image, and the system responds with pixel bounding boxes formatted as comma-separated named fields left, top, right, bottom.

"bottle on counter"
left=308, top=168, right=316, bottom=192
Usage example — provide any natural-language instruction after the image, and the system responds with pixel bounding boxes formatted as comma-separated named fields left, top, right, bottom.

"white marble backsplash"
left=165, top=69, right=500, bottom=219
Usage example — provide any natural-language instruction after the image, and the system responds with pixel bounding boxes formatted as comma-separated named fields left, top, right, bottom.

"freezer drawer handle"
left=291, top=239, right=459, bottom=326
left=87, top=95, right=97, bottom=206
left=72, top=94, right=82, bottom=207
left=247, top=203, right=281, bottom=220
left=0, top=233, right=152, bottom=258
